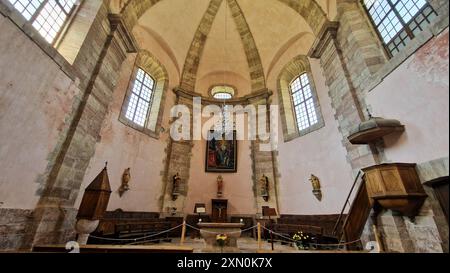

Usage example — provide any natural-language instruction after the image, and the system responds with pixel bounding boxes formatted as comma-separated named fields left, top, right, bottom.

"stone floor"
left=157, top=237, right=300, bottom=253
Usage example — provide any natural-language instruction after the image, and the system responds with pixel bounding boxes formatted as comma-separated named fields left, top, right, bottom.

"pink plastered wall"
left=366, top=28, right=449, bottom=165
left=75, top=54, right=175, bottom=212
left=269, top=58, right=355, bottom=215
left=0, top=14, right=81, bottom=209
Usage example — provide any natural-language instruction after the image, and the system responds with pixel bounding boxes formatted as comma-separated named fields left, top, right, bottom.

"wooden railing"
left=332, top=170, right=373, bottom=249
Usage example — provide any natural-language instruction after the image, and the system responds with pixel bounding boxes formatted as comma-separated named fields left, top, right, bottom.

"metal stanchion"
left=180, top=221, right=187, bottom=245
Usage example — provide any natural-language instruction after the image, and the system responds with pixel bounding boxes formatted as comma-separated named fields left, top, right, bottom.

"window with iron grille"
left=7, top=0, right=79, bottom=43
left=290, top=73, right=319, bottom=132
left=125, top=68, right=155, bottom=127
left=362, top=0, right=437, bottom=57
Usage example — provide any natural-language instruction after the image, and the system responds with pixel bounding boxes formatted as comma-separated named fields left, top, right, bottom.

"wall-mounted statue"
left=172, top=173, right=181, bottom=200
left=260, top=174, right=270, bottom=202
left=118, top=168, right=131, bottom=197
left=310, top=174, right=323, bottom=201
left=217, top=175, right=224, bottom=198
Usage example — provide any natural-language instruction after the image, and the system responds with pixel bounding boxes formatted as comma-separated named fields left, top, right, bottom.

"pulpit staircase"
left=332, top=170, right=373, bottom=250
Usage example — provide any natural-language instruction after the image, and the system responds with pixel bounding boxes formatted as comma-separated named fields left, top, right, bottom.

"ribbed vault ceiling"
left=112, top=0, right=337, bottom=97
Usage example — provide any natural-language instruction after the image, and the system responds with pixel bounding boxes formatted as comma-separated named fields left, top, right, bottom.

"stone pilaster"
left=248, top=91, right=280, bottom=216
left=29, top=6, right=137, bottom=248
left=310, top=22, right=378, bottom=173
left=159, top=88, right=195, bottom=217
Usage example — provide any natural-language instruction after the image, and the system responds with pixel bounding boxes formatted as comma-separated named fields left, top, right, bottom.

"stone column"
left=309, top=21, right=379, bottom=173
left=248, top=90, right=280, bottom=216
left=29, top=6, right=137, bottom=248
left=160, top=88, right=195, bottom=217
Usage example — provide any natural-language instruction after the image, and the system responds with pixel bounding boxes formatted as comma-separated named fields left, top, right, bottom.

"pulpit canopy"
left=77, top=165, right=112, bottom=220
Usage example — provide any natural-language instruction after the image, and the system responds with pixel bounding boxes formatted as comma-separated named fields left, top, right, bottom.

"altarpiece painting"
left=205, top=130, right=237, bottom=173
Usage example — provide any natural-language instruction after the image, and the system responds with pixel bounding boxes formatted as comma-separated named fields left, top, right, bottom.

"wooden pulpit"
left=212, top=199, right=228, bottom=223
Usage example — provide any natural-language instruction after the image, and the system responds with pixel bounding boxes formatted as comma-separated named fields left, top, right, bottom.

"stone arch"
left=227, top=0, right=266, bottom=93
left=277, top=0, right=329, bottom=36
left=179, top=0, right=224, bottom=92
left=119, top=0, right=164, bottom=31
left=119, top=49, right=169, bottom=137
left=277, top=55, right=324, bottom=141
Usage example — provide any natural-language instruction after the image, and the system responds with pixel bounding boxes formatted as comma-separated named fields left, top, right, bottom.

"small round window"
left=211, top=85, right=235, bottom=100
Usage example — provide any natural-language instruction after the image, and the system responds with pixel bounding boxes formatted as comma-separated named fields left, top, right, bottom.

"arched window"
left=278, top=55, right=324, bottom=142
left=362, top=0, right=437, bottom=57
left=124, top=68, right=155, bottom=127
left=7, top=0, right=81, bottom=44
left=119, top=50, right=168, bottom=138
left=290, top=73, right=319, bottom=131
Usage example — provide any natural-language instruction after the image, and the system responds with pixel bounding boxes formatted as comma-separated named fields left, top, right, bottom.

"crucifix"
left=216, top=204, right=226, bottom=218
left=212, top=199, right=228, bottom=223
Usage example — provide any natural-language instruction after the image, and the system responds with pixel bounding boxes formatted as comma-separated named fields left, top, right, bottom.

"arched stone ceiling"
left=137, top=0, right=211, bottom=77
left=133, top=25, right=181, bottom=82
left=196, top=1, right=252, bottom=96
left=237, top=0, right=314, bottom=80
left=118, top=0, right=331, bottom=98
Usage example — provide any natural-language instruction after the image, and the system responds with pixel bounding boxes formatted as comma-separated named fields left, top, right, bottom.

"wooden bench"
left=33, top=244, right=193, bottom=253
left=91, top=210, right=184, bottom=245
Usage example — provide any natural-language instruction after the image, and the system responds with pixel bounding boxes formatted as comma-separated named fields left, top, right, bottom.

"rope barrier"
left=88, top=224, right=184, bottom=242
left=308, top=239, right=362, bottom=247
left=261, top=226, right=297, bottom=243
left=87, top=222, right=361, bottom=249
left=261, top=225, right=362, bottom=247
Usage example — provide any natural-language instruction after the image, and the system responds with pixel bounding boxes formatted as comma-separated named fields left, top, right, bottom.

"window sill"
left=0, top=0, right=77, bottom=81
left=365, top=13, right=449, bottom=94
left=283, top=120, right=325, bottom=143
left=118, top=116, right=161, bottom=140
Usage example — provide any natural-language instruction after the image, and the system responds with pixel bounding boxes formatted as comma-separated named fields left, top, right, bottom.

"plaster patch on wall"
left=408, top=29, right=449, bottom=87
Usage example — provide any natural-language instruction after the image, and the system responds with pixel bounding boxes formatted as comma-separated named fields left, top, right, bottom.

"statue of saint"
left=309, top=174, right=323, bottom=201
left=217, top=175, right=224, bottom=198
left=119, top=168, right=131, bottom=197
left=260, top=175, right=269, bottom=201
left=173, top=173, right=181, bottom=194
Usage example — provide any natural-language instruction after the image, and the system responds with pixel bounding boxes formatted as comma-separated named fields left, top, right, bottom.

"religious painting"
left=205, top=130, right=237, bottom=173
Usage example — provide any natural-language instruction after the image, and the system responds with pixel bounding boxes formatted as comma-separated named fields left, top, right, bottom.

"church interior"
left=0, top=0, right=448, bottom=254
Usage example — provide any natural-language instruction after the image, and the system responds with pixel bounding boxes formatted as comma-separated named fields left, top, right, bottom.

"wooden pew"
left=33, top=244, right=193, bottom=253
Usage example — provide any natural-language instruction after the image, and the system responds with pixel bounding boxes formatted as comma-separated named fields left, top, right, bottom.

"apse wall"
left=185, top=138, right=255, bottom=216
left=366, top=28, right=449, bottom=166
left=270, top=58, right=354, bottom=216
left=0, top=13, right=81, bottom=210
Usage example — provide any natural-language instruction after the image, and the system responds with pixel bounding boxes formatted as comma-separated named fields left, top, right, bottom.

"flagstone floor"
left=157, top=237, right=300, bottom=253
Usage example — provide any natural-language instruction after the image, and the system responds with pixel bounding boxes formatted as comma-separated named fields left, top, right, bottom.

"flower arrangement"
left=293, top=231, right=311, bottom=250
left=216, top=233, right=228, bottom=253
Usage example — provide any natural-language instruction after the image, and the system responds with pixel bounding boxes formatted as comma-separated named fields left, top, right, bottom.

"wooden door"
left=431, top=178, right=449, bottom=224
